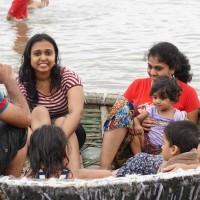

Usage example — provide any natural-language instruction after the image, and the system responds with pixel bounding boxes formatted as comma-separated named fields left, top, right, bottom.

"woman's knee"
left=31, top=106, right=49, bottom=117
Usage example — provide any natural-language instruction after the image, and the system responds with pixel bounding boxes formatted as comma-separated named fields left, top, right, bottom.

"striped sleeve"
left=61, top=67, right=83, bottom=92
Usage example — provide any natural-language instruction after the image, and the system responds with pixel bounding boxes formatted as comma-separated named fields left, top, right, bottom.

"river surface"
left=1, top=0, right=200, bottom=95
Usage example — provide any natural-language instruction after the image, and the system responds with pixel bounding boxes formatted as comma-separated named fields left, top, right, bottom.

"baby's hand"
left=134, top=125, right=144, bottom=135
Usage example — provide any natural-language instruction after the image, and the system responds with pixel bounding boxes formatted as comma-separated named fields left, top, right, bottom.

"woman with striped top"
left=17, top=33, right=85, bottom=170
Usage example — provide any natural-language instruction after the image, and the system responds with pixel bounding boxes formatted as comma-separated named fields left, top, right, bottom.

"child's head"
left=161, top=120, right=199, bottom=160
left=150, top=76, right=182, bottom=103
left=29, top=125, right=69, bottom=178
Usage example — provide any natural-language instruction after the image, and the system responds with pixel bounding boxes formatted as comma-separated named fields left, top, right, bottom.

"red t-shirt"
left=124, top=78, right=199, bottom=114
left=8, top=0, right=27, bottom=19
left=0, top=93, right=8, bottom=113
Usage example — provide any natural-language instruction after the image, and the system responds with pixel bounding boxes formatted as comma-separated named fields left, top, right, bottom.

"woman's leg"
left=100, top=98, right=134, bottom=170
left=100, top=127, right=127, bottom=169
left=31, top=106, right=51, bottom=131
left=55, top=117, right=81, bottom=170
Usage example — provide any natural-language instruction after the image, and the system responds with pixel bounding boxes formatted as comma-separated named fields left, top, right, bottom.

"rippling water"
left=1, top=0, right=200, bottom=95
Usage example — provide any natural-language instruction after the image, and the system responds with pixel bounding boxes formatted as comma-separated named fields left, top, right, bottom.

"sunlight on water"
left=1, top=0, right=200, bottom=95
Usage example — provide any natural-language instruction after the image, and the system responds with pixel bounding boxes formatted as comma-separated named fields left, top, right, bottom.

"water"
left=1, top=0, right=200, bottom=95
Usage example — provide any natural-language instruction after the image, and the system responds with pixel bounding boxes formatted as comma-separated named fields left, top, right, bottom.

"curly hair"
left=150, top=76, right=182, bottom=103
left=144, top=42, right=192, bottom=83
left=18, top=33, right=62, bottom=105
left=29, top=125, right=70, bottom=179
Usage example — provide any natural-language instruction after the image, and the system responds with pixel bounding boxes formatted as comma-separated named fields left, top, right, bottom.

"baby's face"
left=152, top=92, right=173, bottom=112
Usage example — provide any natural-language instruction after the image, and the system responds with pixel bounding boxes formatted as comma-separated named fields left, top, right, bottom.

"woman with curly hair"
left=100, top=42, right=199, bottom=170
left=17, top=33, right=85, bottom=170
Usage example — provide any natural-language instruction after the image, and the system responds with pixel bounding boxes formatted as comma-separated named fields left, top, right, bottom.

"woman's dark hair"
left=164, top=121, right=199, bottom=153
left=18, top=33, right=62, bottom=105
left=29, top=125, right=70, bottom=179
left=145, top=42, right=192, bottom=83
left=150, top=76, right=182, bottom=103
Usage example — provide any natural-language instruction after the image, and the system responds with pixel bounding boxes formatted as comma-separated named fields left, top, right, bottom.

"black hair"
left=164, top=121, right=199, bottom=153
left=29, top=125, right=70, bottom=179
left=145, top=42, right=192, bottom=83
left=150, top=76, right=182, bottom=103
left=18, top=33, right=62, bottom=105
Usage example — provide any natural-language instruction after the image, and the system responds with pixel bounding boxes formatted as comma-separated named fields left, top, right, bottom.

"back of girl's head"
left=164, top=121, right=199, bottom=153
left=150, top=76, right=181, bottom=103
left=29, top=125, right=69, bottom=178
left=18, top=33, right=62, bottom=105
left=145, top=42, right=192, bottom=83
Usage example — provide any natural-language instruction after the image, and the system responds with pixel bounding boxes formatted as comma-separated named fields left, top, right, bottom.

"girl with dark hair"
left=100, top=42, right=199, bottom=170
left=28, top=125, right=112, bottom=179
left=29, top=125, right=69, bottom=179
left=132, top=76, right=187, bottom=155
left=17, top=33, right=85, bottom=170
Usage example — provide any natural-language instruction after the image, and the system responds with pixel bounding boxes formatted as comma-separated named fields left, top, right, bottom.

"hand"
left=41, top=0, right=49, bottom=6
left=161, top=163, right=198, bottom=172
left=141, top=117, right=155, bottom=131
left=0, top=63, right=15, bottom=84
left=134, top=125, right=144, bottom=135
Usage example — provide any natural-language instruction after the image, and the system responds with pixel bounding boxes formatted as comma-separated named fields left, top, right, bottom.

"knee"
left=31, top=106, right=49, bottom=117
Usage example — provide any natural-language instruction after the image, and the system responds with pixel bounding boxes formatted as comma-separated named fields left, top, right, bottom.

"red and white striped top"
left=17, top=67, right=82, bottom=119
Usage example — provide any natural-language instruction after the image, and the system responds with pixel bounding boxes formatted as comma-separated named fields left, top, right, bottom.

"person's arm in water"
left=0, top=63, right=31, bottom=128
left=41, top=0, right=49, bottom=7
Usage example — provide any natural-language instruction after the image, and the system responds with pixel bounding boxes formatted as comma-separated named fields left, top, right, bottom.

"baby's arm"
left=134, top=111, right=149, bottom=135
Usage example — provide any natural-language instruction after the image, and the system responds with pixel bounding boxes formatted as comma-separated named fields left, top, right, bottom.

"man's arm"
left=0, top=63, right=31, bottom=128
